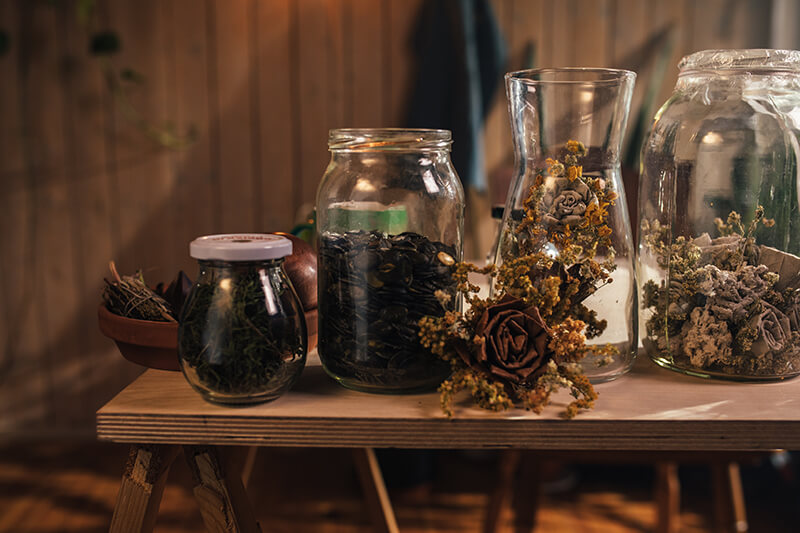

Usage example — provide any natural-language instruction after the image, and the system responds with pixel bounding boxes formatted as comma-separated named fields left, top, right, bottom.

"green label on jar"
left=327, top=201, right=408, bottom=234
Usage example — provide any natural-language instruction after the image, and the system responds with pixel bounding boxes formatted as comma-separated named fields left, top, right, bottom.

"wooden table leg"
left=712, top=462, right=748, bottom=533
left=512, top=452, right=543, bottom=533
left=655, top=461, right=680, bottom=533
left=109, top=443, right=179, bottom=533
left=483, top=450, right=520, bottom=533
left=240, top=447, right=259, bottom=489
left=351, top=448, right=399, bottom=533
left=184, top=445, right=261, bottom=533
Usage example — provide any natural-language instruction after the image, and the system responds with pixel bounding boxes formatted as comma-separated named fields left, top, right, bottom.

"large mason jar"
left=639, top=49, right=800, bottom=381
left=316, top=128, right=464, bottom=393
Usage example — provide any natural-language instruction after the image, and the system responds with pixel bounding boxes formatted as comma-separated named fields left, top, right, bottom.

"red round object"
left=272, top=232, right=317, bottom=312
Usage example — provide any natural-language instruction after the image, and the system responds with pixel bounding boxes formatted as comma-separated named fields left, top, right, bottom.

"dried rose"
left=751, top=302, right=792, bottom=354
left=455, top=295, right=553, bottom=385
left=541, top=177, right=595, bottom=228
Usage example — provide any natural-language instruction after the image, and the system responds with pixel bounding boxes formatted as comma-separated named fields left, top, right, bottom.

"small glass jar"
left=316, top=128, right=464, bottom=393
left=178, top=234, right=307, bottom=403
left=639, top=49, right=800, bottom=381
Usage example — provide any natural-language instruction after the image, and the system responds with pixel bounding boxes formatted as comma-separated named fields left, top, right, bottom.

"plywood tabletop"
left=96, top=354, right=800, bottom=451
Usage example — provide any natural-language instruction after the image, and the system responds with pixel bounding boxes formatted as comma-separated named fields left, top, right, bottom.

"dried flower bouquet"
left=642, top=207, right=800, bottom=378
left=419, top=141, right=619, bottom=418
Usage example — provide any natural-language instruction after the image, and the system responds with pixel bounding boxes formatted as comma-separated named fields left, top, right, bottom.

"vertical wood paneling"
left=0, top=0, right=776, bottom=434
left=326, top=0, right=346, bottom=130
left=349, top=0, right=385, bottom=127
left=613, top=0, right=652, bottom=67
left=574, top=0, right=612, bottom=67
left=691, top=0, right=728, bottom=53
left=388, top=0, right=424, bottom=126
left=105, top=0, right=174, bottom=390
left=551, top=0, right=574, bottom=66
left=483, top=0, right=512, bottom=205
left=296, top=0, right=339, bottom=211
left=0, top=0, right=50, bottom=432
left=651, top=0, right=689, bottom=111
left=25, top=2, right=83, bottom=426
left=168, top=0, right=215, bottom=249
left=535, top=0, right=554, bottom=69
left=60, top=0, right=118, bottom=416
left=107, top=0, right=173, bottom=281
left=211, top=0, right=256, bottom=232
left=613, top=0, right=655, bottom=161
left=256, top=0, right=295, bottom=231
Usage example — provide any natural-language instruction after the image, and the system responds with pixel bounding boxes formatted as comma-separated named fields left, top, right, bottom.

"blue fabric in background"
left=406, top=0, right=507, bottom=191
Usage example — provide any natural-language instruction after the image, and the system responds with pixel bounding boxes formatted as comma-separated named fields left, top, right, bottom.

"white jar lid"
left=190, top=234, right=293, bottom=261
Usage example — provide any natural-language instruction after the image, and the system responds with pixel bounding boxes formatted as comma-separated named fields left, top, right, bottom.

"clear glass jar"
left=494, top=68, right=638, bottom=383
left=178, top=234, right=307, bottom=403
left=316, top=128, right=464, bottom=393
left=639, top=49, right=800, bottom=380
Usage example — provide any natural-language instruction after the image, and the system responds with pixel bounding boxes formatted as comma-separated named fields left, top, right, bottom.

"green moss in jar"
left=179, top=234, right=307, bottom=404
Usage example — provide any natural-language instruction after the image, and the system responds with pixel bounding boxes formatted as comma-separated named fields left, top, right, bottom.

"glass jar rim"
left=679, top=49, right=800, bottom=74
left=505, top=67, right=636, bottom=86
left=328, top=128, right=452, bottom=152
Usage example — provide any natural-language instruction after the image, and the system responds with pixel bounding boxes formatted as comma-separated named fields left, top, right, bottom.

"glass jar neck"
left=197, top=258, right=285, bottom=279
left=328, top=128, right=452, bottom=153
left=677, top=49, right=800, bottom=89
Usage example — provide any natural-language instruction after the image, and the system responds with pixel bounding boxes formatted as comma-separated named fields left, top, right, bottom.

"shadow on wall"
left=0, top=0, right=307, bottom=434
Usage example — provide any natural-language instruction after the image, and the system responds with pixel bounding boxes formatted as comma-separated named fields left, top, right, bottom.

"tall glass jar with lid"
left=639, top=49, right=800, bottom=380
left=316, top=128, right=464, bottom=393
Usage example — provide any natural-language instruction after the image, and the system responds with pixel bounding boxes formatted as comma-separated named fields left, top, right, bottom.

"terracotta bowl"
left=98, top=305, right=318, bottom=372
left=97, top=305, right=180, bottom=371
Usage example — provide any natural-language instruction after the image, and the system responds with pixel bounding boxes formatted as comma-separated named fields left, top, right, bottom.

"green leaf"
left=0, top=30, right=9, bottom=57
left=89, top=31, right=120, bottom=55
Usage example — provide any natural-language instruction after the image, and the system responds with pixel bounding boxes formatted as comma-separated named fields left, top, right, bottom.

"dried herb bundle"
left=179, top=268, right=305, bottom=396
left=642, top=207, right=800, bottom=377
left=102, top=261, right=177, bottom=322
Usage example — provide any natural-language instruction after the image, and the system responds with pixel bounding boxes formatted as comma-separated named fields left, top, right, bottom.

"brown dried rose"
left=455, top=295, right=553, bottom=385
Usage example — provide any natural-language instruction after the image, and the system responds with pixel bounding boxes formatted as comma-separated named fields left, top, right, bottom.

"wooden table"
left=97, top=354, right=800, bottom=532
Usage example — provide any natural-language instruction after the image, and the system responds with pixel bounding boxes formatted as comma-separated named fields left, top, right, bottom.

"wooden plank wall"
left=0, top=0, right=770, bottom=435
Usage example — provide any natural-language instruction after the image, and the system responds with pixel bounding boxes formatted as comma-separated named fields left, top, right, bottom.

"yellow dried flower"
left=567, top=165, right=582, bottom=182
left=566, top=140, right=586, bottom=155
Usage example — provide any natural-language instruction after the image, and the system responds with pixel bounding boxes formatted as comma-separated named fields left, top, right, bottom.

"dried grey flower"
left=696, top=264, right=775, bottom=323
left=681, top=307, right=733, bottom=368
left=693, top=233, right=760, bottom=268
left=541, top=177, right=595, bottom=228
left=750, top=302, right=792, bottom=356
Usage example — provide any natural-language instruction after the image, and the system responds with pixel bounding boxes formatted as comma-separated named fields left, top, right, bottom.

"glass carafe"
left=493, top=68, right=637, bottom=383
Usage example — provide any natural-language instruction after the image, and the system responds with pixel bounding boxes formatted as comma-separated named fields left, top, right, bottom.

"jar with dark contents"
left=316, top=129, right=464, bottom=393
left=178, top=234, right=307, bottom=404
